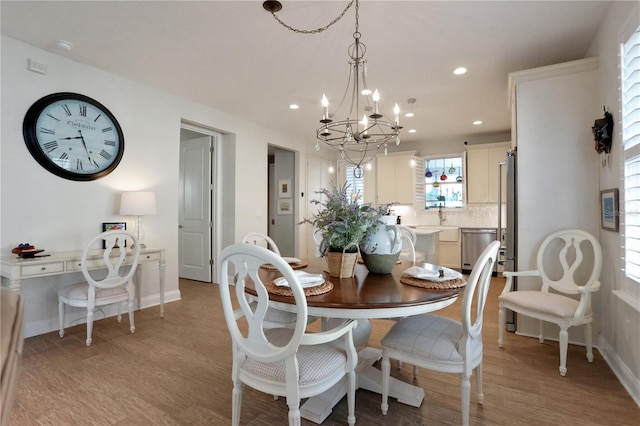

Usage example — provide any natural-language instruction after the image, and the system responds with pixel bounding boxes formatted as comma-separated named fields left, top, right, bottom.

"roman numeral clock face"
left=23, top=92, right=124, bottom=181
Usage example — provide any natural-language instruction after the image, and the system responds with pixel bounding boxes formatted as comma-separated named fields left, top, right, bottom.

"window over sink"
left=423, top=154, right=465, bottom=209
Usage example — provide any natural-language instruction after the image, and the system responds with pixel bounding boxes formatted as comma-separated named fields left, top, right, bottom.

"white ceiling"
left=1, top=1, right=613, bottom=147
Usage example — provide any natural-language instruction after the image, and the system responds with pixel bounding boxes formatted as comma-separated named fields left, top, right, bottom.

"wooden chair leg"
left=381, top=352, right=391, bottom=415
left=461, top=374, right=471, bottom=426
left=498, top=303, right=505, bottom=347
left=584, top=323, right=594, bottom=362
left=559, top=327, right=569, bottom=376
left=58, top=300, right=65, bottom=338
left=86, top=309, right=94, bottom=347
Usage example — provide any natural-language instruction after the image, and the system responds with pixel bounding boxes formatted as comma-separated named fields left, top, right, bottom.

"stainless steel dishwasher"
left=461, top=228, right=498, bottom=274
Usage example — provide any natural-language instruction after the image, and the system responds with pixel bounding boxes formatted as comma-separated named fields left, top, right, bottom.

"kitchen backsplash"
left=390, top=204, right=506, bottom=228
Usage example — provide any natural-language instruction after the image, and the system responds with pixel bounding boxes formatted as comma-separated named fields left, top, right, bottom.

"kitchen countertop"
left=410, top=228, right=442, bottom=235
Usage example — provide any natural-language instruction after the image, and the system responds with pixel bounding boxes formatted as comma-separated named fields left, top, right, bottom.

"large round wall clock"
left=22, top=92, right=124, bottom=181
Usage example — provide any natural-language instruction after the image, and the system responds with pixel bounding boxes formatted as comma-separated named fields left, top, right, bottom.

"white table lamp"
left=120, top=191, right=156, bottom=248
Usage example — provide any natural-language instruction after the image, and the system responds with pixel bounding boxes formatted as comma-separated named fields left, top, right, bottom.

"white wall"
left=586, top=1, right=640, bottom=405
left=0, top=36, right=312, bottom=336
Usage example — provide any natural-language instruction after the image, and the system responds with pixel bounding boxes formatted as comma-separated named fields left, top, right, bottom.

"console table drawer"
left=139, top=252, right=161, bottom=262
left=22, top=262, right=65, bottom=277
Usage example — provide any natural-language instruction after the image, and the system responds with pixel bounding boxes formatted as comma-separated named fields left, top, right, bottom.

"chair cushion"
left=241, top=329, right=347, bottom=386
left=248, top=301, right=318, bottom=326
left=499, top=291, right=579, bottom=319
left=382, top=314, right=471, bottom=363
left=59, top=283, right=127, bottom=301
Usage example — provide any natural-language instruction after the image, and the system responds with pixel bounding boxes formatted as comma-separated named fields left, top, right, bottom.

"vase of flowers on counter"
left=302, top=182, right=387, bottom=278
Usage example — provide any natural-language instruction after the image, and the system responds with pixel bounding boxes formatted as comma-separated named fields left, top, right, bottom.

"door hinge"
left=209, top=221, right=213, bottom=228
left=209, top=259, right=214, bottom=265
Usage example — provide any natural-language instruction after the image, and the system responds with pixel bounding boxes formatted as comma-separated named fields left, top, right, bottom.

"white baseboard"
left=24, top=289, right=182, bottom=338
left=597, top=335, right=640, bottom=407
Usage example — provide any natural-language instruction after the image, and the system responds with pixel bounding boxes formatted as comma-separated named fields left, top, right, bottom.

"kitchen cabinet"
left=466, top=142, right=510, bottom=204
left=376, top=152, right=416, bottom=205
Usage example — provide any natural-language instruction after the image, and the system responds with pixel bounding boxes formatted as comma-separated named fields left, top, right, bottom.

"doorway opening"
left=179, top=125, right=218, bottom=282
left=268, top=145, right=298, bottom=257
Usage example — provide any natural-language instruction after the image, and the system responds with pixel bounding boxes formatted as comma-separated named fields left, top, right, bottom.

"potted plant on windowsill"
left=302, top=182, right=386, bottom=277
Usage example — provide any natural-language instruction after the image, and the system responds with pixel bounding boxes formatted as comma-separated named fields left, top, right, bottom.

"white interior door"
left=179, top=135, right=213, bottom=281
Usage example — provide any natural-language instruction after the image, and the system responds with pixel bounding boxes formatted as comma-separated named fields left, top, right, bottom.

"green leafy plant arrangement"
left=302, top=182, right=390, bottom=256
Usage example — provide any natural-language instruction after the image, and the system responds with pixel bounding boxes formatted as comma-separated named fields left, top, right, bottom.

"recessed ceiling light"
left=408, top=129, right=417, bottom=133
left=404, top=112, right=414, bottom=118
left=361, top=89, right=372, bottom=96
left=473, top=120, right=483, bottom=125
left=453, top=67, right=467, bottom=75
left=289, top=104, right=299, bottom=110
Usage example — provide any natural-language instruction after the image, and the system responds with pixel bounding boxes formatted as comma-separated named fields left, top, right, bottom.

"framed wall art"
left=600, top=188, right=619, bottom=232
left=278, top=179, right=291, bottom=198
left=277, top=199, right=292, bottom=215
left=102, top=222, right=127, bottom=248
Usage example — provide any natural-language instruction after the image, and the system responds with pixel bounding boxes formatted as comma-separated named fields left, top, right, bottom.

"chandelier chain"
left=268, top=0, right=355, bottom=34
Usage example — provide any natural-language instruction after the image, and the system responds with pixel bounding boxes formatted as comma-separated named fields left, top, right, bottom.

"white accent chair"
left=498, top=229, right=602, bottom=376
left=380, top=240, right=500, bottom=426
left=241, top=232, right=281, bottom=256
left=58, top=230, right=140, bottom=347
left=398, top=226, right=425, bottom=263
left=217, top=244, right=358, bottom=426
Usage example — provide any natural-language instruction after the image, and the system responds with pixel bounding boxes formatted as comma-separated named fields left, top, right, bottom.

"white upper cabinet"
left=466, top=142, right=510, bottom=204
left=376, top=152, right=416, bottom=205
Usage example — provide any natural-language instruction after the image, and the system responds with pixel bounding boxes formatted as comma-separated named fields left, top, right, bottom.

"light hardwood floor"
left=7, top=277, right=640, bottom=425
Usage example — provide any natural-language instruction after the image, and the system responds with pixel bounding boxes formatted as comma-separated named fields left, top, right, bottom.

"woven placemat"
left=400, top=274, right=467, bottom=289
left=260, top=260, right=309, bottom=271
left=265, top=280, right=333, bottom=297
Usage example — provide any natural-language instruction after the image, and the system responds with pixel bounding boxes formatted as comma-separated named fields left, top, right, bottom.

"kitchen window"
left=423, top=154, right=465, bottom=209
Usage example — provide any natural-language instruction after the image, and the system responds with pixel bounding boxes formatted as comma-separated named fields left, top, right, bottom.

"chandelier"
left=264, top=0, right=401, bottom=178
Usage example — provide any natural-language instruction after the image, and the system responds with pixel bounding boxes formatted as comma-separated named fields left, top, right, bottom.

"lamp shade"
left=120, top=191, right=157, bottom=216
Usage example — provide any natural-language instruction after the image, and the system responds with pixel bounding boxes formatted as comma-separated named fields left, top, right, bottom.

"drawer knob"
left=41, top=267, right=46, bottom=271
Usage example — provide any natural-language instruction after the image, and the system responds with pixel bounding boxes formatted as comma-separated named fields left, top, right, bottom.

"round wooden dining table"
left=249, top=257, right=466, bottom=424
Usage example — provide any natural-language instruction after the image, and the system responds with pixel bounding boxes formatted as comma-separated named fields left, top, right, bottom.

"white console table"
left=0, top=247, right=166, bottom=317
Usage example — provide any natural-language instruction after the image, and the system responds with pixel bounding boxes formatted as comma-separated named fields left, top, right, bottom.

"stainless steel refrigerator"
left=498, top=150, right=517, bottom=332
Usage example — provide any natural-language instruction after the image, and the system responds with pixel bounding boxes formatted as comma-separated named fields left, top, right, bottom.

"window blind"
left=622, top=27, right=640, bottom=284
left=345, top=165, right=365, bottom=205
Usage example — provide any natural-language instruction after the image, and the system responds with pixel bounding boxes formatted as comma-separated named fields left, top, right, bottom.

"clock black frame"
left=22, top=92, right=125, bottom=181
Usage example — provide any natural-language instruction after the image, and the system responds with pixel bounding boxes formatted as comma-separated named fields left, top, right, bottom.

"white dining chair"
left=498, top=229, right=602, bottom=376
left=217, top=244, right=358, bottom=426
left=398, top=226, right=425, bottom=262
left=380, top=240, right=500, bottom=426
left=241, top=232, right=281, bottom=255
left=58, top=230, right=140, bottom=347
